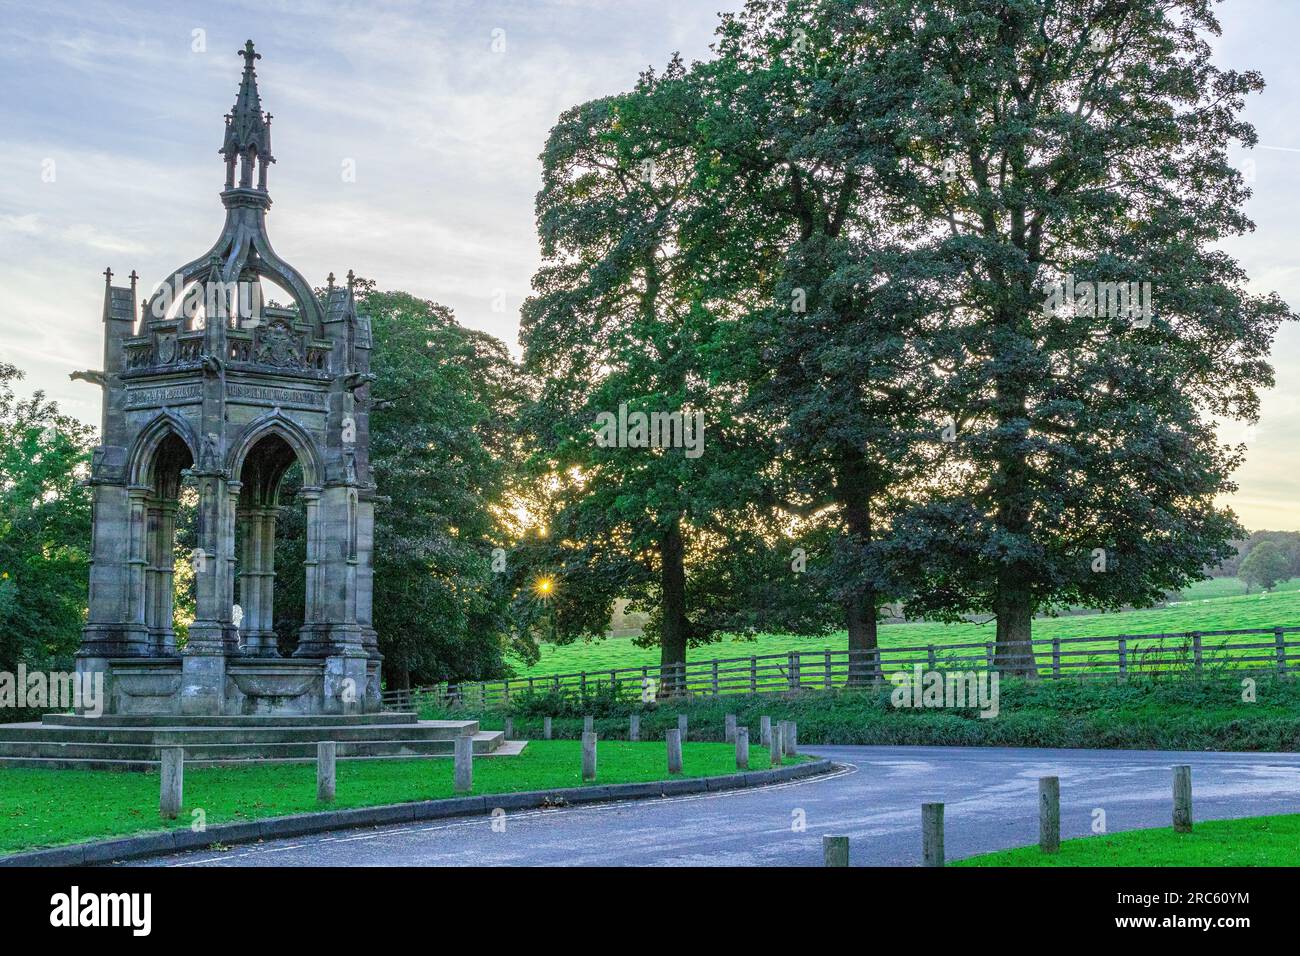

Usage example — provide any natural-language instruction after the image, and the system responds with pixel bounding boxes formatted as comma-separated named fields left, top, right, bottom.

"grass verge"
left=956, top=813, right=1300, bottom=866
left=0, top=740, right=787, bottom=855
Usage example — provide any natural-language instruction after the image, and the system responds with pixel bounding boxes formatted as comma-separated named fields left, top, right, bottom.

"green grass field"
left=0, top=740, right=784, bottom=855
left=956, top=812, right=1300, bottom=866
left=511, top=577, right=1300, bottom=678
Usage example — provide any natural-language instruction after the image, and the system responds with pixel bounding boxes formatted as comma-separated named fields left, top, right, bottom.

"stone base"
left=86, top=656, right=386, bottom=717
left=0, top=713, right=509, bottom=771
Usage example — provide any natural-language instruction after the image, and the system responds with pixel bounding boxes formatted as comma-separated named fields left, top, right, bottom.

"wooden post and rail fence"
left=381, top=625, right=1300, bottom=711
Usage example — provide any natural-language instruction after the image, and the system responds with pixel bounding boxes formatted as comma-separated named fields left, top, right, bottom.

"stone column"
left=143, top=499, right=161, bottom=650
left=299, top=486, right=321, bottom=631
left=258, top=506, right=278, bottom=655
left=181, top=474, right=232, bottom=715
left=296, top=484, right=367, bottom=713
left=155, top=498, right=179, bottom=654
left=236, top=504, right=278, bottom=655
left=126, top=485, right=150, bottom=636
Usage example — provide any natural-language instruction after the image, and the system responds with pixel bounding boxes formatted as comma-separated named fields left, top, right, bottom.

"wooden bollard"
left=629, top=714, right=640, bottom=742
left=922, top=803, right=944, bottom=867
left=769, top=723, right=783, bottom=767
left=823, top=835, right=849, bottom=867
left=725, top=713, right=737, bottom=743
left=1039, top=776, right=1059, bottom=853
left=543, top=716, right=552, bottom=740
left=582, top=731, right=597, bottom=781
left=735, top=726, right=749, bottom=770
left=760, top=715, right=772, bottom=747
left=677, top=713, right=688, bottom=743
left=782, top=720, right=798, bottom=756
left=160, top=747, right=184, bottom=819
left=503, top=717, right=514, bottom=740
left=666, top=728, right=683, bottom=774
left=317, top=741, right=337, bottom=803
left=583, top=715, right=594, bottom=734
left=1173, top=765, right=1193, bottom=833
left=454, top=733, right=473, bottom=793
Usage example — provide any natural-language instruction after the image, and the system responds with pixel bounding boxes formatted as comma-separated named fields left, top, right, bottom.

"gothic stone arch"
left=75, top=42, right=381, bottom=716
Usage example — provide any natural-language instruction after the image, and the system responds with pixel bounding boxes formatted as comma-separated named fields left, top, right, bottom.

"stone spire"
left=219, top=40, right=275, bottom=191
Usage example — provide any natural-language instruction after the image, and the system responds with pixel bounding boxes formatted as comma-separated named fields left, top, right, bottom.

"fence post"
left=921, top=803, right=944, bottom=867
left=712, top=661, right=720, bottom=696
left=666, top=729, right=683, bottom=774
left=787, top=652, right=797, bottom=691
left=769, top=722, right=783, bottom=766
left=780, top=720, right=798, bottom=756
left=824, top=650, right=833, bottom=690
left=160, top=747, right=184, bottom=819
left=927, top=645, right=937, bottom=670
left=750, top=656, right=758, bottom=693
left=583, top=715, right=594, bottom=734
left=317, top=742, right=336, bottom=803
left=1039, top=776, right=1059, bottom=853
left=677, top=713, right=688, bottom=743
left=1118, top=636, right=1128, bottom=680
left=823, top=835, right=850, bottom=867
left=760, top=715, right=772, bottom=747
left=725, top=713, right=737, bottom=742
left=454, top=733, right=473, bottom=793
left=985, top=642, right=995, bottom=671
left=1173, top=765, right=1193, bottom=833
left=582, top=731, right=597, bottom=782
left=1052, top=638, right=1061, bottom=678
left=629, top=714, right=640, bottom=742
left=1275, top=627, right=1287, bottom=674
left=503, top=679, right=510, bottom=705
left=504, top=717, right=513, bottom=740
left=735, top=727, right=749, bottom=770
left=580, top=670, right=587, bottom=699
left=543, top=716, right=552, bottom=740
left=1192, top=632, right=1203, bottom=677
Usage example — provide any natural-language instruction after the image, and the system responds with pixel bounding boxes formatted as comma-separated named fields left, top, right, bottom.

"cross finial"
left=346, top=269, right=355, bottom=290
left=327, top=272, right=335, bottom=291
left=103, top=266, right=113, bottom=284
left=239, top=39, right=261, bottom=67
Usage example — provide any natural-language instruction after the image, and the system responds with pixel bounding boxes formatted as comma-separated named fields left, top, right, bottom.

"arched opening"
left=235, top=431, right=309, bottom=656
left=140, top=431, right=194, bottom=655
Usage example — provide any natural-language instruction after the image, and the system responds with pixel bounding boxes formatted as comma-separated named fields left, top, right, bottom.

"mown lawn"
left=0, top=740, right=782, bottom=855
left=509, top=582, right=1300, bottom=678
left=956, top=813, right=1300, bottom=866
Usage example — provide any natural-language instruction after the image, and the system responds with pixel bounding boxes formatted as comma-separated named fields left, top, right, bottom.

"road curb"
left=0, top=758, right=835, bottom=867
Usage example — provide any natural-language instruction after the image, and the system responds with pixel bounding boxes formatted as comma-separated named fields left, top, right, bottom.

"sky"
left=0, top=0, right=1297, bottom=531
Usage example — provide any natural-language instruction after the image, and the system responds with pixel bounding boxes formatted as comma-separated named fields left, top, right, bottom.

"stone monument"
left=75, top=41, right=381, bottom=716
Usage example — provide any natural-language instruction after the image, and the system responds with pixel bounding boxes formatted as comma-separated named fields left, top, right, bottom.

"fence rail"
left=381, top=625, right=1300, bottom=712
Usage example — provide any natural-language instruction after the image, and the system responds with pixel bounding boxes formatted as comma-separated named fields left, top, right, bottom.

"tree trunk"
left=839, top=461, right=878, bottom=685
left=658, top=518, right=689, bottom=696
left=993, top=566, right=1036, bottom=676
left=845, top=585, right=879, bottom=684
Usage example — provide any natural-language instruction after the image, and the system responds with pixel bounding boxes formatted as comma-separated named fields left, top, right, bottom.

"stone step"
left=0, top=730, right=504, bottom=765
left=0, top=720, right=479, bottom=745
left=41, top=712, right=419, bottom=728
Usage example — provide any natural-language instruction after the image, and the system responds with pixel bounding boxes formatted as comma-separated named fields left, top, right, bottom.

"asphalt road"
left=134, top=745, right=1300, bottom=867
